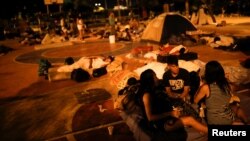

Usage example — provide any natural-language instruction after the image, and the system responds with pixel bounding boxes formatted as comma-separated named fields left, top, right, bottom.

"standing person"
left=138, top=69, right=208, bottom=133
left=128, top=10, right=134, bottom=19
left=196, top=5, right=209, bottom=25
left=76, top=16, right=85, bottom=40
left=149, top=10, right=155, bottom=19
left=108, top=12, right=116, bottom=35
left=129, top=18, right=139, bottom=31
left=163, top=55, right=191, bottom=101
left=60, top=17, right=65, bottom=30
left=142, top=7, right=148, bottom=20
left=194, top=61, right=249, bottom=125
left=60, top=17, right=68, bottom=39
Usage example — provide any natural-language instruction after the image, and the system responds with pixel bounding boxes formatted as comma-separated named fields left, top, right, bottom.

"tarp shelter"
left=190, top=7, right=212, bottom=25
left=141, top=13, right=197, bottom=44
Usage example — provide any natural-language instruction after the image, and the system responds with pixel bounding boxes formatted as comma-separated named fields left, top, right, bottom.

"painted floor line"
left=45, top=120, right=124, bottom=141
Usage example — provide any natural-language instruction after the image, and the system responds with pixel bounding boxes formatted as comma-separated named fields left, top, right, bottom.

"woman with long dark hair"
left=194, top=61, right=248, bottom=125
left=139, top=69, right=208, bottom=133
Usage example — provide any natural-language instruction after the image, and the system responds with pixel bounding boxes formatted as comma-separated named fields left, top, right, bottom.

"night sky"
left=1, top=0, right=250, bottom=19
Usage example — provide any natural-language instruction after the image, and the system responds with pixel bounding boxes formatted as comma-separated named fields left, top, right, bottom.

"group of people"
left=107, top=12, right=145, bottom=42
left=120, top=55, right=249, bottom=136
left=18, top=15, right=89, bottom=46
left=31, top=11, right=144, bottom=45
left=58, top=15, right=87, bottom=41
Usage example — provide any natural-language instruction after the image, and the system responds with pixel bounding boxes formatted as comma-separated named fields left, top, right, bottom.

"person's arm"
left=194, top=84, right=209, bottom=104
left=179, top=86, right=190, bottom=99
left=88, top=56, right=109, bottom=68
left=88, top=56, right=102, bottom=59
left=143, top=93, right=175, bottom=121
left=165, top=87, right=179, bottom=99
left=165, top=86, right=189, bottom=99
left=180, top=70, right=191, bottom=99
left=89, top=58, right=93, bottom=69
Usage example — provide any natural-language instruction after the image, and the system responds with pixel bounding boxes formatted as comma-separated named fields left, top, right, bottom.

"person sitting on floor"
left=117, top=28, right=132, bottom=41
left=163, top=55, right=191, bottom=102
left=194, top=60, right=249, bottom=125
left=41, top=28, right=66, bottom=45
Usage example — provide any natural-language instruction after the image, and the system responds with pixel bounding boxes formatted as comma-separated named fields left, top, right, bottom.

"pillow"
left=110, top=70, right=139, bottom=89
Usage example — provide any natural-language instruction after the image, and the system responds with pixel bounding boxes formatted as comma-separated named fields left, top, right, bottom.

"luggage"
left=38, top=59, right=52, bottom=77
left=179, top=52, right=198, bottom=61
left=92, top=66, right=107, bottom=77
left=157, top=54, right=169, bottom=63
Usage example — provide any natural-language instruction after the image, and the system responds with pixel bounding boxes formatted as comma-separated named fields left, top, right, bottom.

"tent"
left=190, top=7, right=213, bottom=25
left=141, top=12, right=197, bottom=44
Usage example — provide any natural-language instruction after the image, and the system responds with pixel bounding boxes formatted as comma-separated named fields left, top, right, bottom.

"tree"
left=185, top=0, right=190, bottom=17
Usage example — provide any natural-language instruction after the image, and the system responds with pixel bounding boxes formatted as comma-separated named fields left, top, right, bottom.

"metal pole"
left=47, top=5, right=49, bottom=14
left=59, top=4, right=62, bottom=13
left=185, top=0, right=189, bottom=18
left=104, top=0, right=107, bottom=10
left=117, top=0, right=121, bottom=21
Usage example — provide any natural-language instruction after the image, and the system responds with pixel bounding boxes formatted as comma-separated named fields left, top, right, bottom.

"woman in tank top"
left=194, top=61, right=248, bottom=125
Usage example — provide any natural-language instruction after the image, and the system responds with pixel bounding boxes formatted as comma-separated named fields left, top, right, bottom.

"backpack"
left=157, top=54, right=169, bottom=63
left=38, top=59, right=52, bottom=76
left=178, top=52, right=198, bottom=61
left=92, top=66, right=107, bottom=77
left=114, top=84, right=141, bottom=114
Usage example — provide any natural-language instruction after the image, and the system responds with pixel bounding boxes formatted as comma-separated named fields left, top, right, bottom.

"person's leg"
left=164, top=118, right=184, bottom=132
left=180, top=116, right=208, bottom=133
left=236, top=108, right=249, bottom=124
left=231, top=104, right=249, bottom=124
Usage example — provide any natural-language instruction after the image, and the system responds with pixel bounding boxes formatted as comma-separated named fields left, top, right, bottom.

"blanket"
left=134, top=60, right=200, bottom=79
left=110, top=70, right=139, bottom=90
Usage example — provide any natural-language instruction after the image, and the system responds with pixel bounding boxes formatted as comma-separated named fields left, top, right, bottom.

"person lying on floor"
left=57, top=55, right=115, bottom=73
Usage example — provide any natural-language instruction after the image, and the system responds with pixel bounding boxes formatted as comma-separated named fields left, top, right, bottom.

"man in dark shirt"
left=163, top=55, right=190, bottom=101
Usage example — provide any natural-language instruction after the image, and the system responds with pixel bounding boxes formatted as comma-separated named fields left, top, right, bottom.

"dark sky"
left=1, top=0, right=138, bottom=15
left=1, top=0, right=250, bottom=19
left=0, top=0, right=124, bottom=17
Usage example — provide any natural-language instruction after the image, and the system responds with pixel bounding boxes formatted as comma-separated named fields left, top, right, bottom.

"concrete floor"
left=0, top=17, right=250, bottom=141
